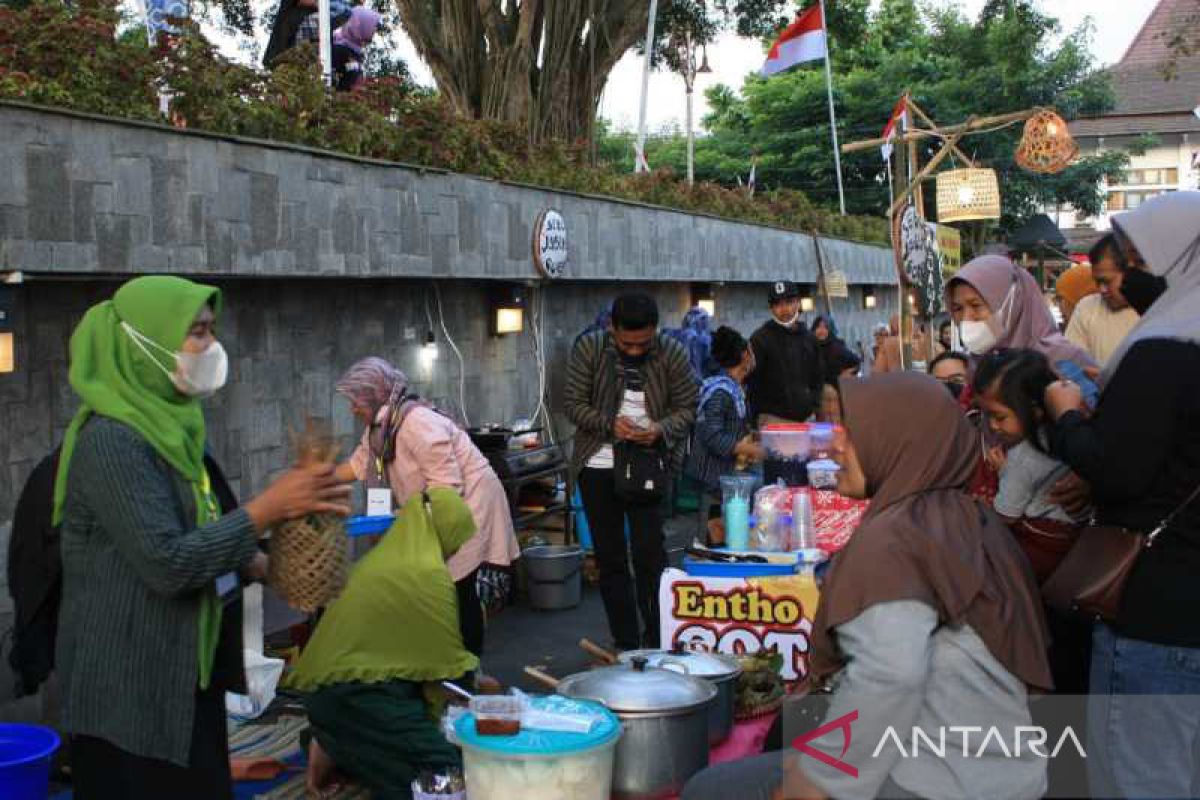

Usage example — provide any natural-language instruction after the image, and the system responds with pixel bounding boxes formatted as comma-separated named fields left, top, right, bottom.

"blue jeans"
left=1088, top=623, right=1200, bottom=799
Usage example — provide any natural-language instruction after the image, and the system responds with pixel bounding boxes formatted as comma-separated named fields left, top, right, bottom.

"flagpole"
left=818, top=0, right=846, bottom=215
left=634, top=0, right=659, bottom=173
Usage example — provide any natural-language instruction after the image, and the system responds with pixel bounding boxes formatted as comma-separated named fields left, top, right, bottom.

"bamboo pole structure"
left=842, top=108, right=1039, bottom=153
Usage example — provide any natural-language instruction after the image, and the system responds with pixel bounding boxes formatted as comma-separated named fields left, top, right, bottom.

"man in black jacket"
left=746, top=281, right=823, bottom=425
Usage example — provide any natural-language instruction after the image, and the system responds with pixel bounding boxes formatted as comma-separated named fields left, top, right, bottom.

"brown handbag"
left=1042, top=482, right=1200, bottom=622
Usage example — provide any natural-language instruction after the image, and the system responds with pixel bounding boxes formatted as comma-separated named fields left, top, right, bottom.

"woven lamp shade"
left=1016, top=109, right=1078, bottom=174
left=936, top=168, right=1001, bottom=223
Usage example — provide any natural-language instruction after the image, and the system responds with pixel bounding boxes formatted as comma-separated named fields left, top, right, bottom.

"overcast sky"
left=202, top=0, right=1162, bottom=133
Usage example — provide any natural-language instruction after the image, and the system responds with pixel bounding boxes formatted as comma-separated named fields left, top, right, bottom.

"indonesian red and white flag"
left=880, top=94, right=909, bottom=161
left=760, top=5, right=827, bottom=77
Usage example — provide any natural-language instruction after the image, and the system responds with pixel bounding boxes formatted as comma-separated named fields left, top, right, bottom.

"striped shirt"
left=564, top=331, right=698, bottom=475
left=57, top=417, right=258, bottom=766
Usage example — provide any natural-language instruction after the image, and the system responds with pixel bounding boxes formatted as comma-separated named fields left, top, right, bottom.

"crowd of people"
left=9, top=181, right=1199, bottom=799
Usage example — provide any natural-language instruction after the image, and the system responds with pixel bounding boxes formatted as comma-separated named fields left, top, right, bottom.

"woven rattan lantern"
left=936, top=168, right=1001, bottom=223
left=1016, top=109, right=1078, bottom=174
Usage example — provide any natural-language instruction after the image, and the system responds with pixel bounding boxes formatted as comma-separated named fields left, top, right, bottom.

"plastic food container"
left=346, top=515, right=394, bottom=537
left=806, top=458, right=840, bottom=490
left=761, top=424, right=811, bottom=461
left=456, top=697, right=621, bottom=800
left=808, top=423, right=835, bottom=459
left=471, top=696, right=522, bottom=737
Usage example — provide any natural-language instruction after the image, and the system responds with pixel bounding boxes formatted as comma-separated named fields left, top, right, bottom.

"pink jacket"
left=352, top=405, right=519, bottom=581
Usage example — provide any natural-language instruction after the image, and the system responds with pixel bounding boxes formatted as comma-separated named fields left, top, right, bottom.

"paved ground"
left=484, top=512, right=699, bottom=691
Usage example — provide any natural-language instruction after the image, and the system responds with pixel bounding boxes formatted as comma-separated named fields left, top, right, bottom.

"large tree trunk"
left=394, top=0, right=649, bottom=145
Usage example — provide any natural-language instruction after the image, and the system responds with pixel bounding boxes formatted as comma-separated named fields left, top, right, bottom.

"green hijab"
left=55, top=275, right=225, bottom=688
left=286, top=488, right=481, bottom=691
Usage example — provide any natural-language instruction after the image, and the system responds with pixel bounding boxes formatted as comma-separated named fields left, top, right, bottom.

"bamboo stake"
left=843, top=108, right=1039, bottom=153
left=887, top=126, right=968, bottom=218
left=905, top=98, right=977, bottom=168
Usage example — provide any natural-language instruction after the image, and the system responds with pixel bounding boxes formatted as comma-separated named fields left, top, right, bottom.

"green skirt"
left=305, top=680, right=461, bottom=800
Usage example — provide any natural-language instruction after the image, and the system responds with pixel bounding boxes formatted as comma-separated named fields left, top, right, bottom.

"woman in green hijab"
left=289, top=487, right=480, bottom=800
left=56, top=276, right=351, bottom=799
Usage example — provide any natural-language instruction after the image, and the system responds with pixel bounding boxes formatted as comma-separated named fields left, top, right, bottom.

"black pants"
left=456, top=568, right=484, bottom=658
left=71, top=681, right=232, bottom=800
left=578, top=468, right=667, bottom=650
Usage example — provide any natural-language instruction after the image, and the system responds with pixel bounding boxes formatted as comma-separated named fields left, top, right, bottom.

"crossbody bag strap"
left=1147, top=479, right=1200, bottom=547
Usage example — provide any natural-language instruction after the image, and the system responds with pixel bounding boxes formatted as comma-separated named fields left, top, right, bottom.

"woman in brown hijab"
left=683, top=373, right=1051, bottom=800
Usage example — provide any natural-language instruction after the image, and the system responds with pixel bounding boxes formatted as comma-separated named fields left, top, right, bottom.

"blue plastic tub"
left=682, top=550, right=800, bottom=578
left=346, top=515, right=394, bottom=537
left=0, top=724, right=60, bottom=800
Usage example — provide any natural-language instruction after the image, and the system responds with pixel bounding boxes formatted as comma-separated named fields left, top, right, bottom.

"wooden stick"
left=524, top=666, right=562, bottom=689
left=579, top=638, right=619, bottom=665
left=905, top=98, right=977, bottom=168
left=843, top=108, right=1040, bottom=153
left=887, top=125, right=969, bottom=218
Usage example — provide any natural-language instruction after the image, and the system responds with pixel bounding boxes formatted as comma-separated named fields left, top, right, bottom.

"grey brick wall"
left=0, top=278, right=898, bottom=529
left=0, top=100, right=902, bottom=537
left=0, top=102, right=895, bottom=285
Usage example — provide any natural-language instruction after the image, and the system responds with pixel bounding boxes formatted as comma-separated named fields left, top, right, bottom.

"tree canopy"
left=616, top=0, right=1132, bottom=242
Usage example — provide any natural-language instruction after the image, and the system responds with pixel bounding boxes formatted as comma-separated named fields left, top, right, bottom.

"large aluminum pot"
left=618, top=647, right=742, bottom=745
left=556, top=656, right=716, bottom=799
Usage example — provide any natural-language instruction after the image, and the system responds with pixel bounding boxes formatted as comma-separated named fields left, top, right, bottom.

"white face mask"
left=123, top=321, right=229, bottom=398
left=958, top=282, right=1016, bottom=355
left=958, top=320, right=998, bottom=355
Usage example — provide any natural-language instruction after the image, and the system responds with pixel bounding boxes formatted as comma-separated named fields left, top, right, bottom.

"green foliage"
left=621, top=0, right=1132, bottom=240
left=0, top=0, right=889, bottom=245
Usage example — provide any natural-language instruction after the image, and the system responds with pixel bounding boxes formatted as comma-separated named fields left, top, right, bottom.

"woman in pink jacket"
left=334, top=358, right=518, bottom=656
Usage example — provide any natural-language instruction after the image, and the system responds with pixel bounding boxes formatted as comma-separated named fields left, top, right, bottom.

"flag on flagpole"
left=880, top=94, right=909, bottom=162
left=760, top=5, right=826, bottom=76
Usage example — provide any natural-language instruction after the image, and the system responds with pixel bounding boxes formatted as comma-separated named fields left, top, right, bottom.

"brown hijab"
left=810, top=373, right=1052, bottom=691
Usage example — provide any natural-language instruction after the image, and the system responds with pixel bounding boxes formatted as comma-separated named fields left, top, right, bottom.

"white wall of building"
left=1049, top=132, right=1200, bottom=232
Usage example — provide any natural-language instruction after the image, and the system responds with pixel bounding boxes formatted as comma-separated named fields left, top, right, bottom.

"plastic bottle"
left=724, top=496, right=751, bottom=551
left=793, top=489, right=816, bottom=551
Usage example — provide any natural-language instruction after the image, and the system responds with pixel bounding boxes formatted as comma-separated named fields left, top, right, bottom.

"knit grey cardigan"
left=57, top=417, right=258, bottom=766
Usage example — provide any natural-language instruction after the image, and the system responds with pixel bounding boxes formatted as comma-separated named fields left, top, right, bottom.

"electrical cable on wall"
left=430, top=282, right=470, bottom=428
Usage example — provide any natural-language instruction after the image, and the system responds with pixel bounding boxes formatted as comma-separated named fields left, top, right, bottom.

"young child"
left=972, top=348, right=1087, bottom=580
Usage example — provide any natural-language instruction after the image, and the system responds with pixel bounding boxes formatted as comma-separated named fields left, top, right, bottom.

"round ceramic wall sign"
left=532, top=210, right=568, bottom=279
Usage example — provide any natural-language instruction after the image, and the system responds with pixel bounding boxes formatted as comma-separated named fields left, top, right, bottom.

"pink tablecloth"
left=665, top=712, right=780, bottom=799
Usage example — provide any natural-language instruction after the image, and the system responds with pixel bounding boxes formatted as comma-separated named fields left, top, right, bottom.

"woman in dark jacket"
left=812, top=315, right=860, bottom=385
left=685, top=327, right=764, bottom=545
left=1044, top=191, right=1200, bottom=800
left=55, top=276, right=350, bottom=799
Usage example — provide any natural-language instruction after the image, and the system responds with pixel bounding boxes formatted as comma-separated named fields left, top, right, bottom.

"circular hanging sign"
left=891, top=201, right=944, bottom=318
left=532, top=209, right=568, bottom=279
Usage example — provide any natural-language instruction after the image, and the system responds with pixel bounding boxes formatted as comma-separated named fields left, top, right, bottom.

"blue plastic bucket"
left=0, top=724, right=60, bottom=800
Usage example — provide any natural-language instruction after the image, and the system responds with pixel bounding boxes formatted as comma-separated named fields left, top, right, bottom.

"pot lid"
left=557, top=658, right=717, bottom=714
left=617, top=648, right=742, bottom=681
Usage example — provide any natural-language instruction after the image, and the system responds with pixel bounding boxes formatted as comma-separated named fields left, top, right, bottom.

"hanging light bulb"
left=420, top=330, right=439, bottom=367
left=937, top=168, right=1001, bottom=223
left=957, top=184, right=975, bottom=205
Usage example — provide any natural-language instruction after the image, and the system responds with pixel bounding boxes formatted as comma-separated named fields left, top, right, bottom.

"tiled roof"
left=1110, top=60, right=1200, bottom=116
left=1069, top=111, right=1200, bottom=138
left=1117, top=0, right=1197, bottom=69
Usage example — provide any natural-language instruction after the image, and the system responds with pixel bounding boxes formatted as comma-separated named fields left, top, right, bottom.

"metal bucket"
left=523, top=545, right=584, bottom=610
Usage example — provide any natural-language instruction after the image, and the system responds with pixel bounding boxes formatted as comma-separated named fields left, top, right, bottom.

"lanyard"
left=198, top=470, right=221, bottom=523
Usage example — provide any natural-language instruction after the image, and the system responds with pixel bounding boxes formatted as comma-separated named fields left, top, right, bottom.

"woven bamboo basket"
left=936, top=167, right=1001, bottom=223
left=1016, top=109, right=1078, bottom=174
left=267, top=420, right=348, bottom=612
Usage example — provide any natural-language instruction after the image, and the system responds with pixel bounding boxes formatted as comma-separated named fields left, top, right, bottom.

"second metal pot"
left=556, top=656, right=716, bottom=800
left=617, top=647, right=742, bottom=745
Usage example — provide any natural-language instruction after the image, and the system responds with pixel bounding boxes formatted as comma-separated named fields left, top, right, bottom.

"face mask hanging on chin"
left=122, top=321, right=230, bottom=398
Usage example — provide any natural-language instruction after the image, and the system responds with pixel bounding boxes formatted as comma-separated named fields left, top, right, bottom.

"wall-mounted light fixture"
left=0, top=282, right=16, bottom=374
left=488, top=284, right=526, bottom=336
left=690, top=283, right=716, bottom=317
left=420, top=329, right=439, bottom=368
left=799, top=288, right=815, bottom=313
left=863, top=287, right=877, bottom=310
